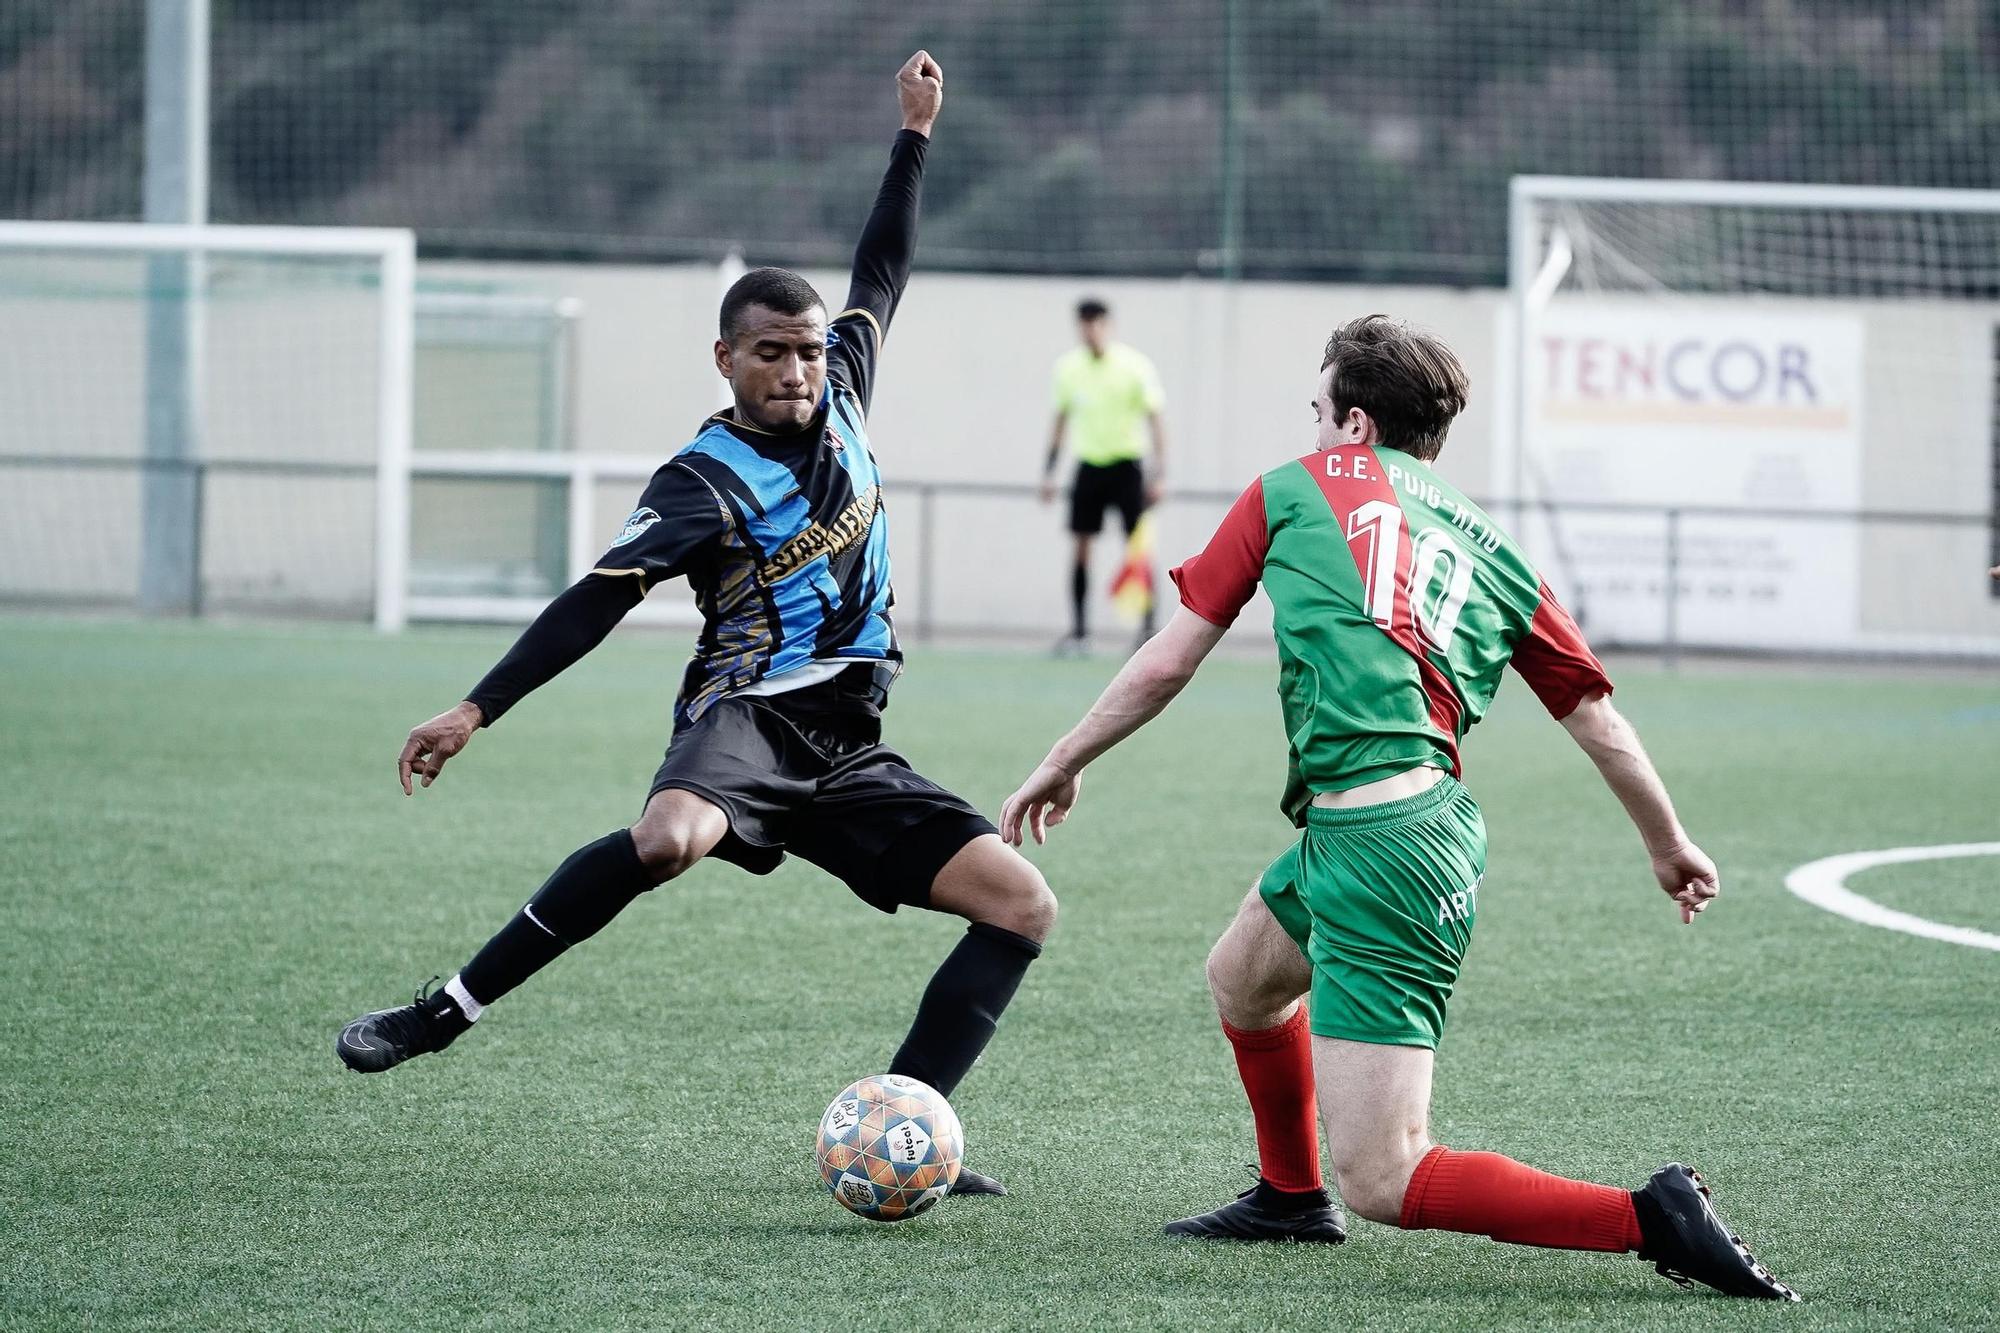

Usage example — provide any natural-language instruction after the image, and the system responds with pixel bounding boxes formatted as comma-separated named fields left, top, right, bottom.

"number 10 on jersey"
left=1345, top=500, right=1472, bottom=651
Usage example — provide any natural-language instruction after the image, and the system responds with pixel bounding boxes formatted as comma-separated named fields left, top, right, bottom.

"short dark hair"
left=720, top=267, right=825, bottom=343
left=1076, top=298, right=1110, bottom=322
left=1321, top=314, right=1469, bottom=461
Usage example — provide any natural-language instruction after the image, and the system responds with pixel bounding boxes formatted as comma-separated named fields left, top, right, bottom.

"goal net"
left=0, top=222, right=414, bottom=628
left=1505, top=177, right=2000, bottom=659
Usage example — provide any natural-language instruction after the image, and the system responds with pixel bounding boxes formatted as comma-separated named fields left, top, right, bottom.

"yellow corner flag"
left=1109, top=512, right=1156, bottom=624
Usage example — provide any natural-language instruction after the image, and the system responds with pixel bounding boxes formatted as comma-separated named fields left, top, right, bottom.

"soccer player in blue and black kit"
left=337, top=53, right=1051, bottom=1196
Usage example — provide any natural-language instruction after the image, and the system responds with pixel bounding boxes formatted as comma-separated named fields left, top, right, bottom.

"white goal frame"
left=1501, top=175, right=2000, bottom=659
left=404, top=450, right=702, bottom=629
left=0, top=220, right=416, bottom=629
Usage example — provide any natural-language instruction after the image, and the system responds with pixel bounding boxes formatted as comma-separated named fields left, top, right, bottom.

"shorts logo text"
left=1436, top=879, right=1480, bottom=925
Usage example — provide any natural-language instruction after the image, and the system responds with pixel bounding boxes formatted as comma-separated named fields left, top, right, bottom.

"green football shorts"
left=1258, top=774, right=1487, bottom=1049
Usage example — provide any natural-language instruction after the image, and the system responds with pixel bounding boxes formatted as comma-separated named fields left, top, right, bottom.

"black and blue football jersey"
left=592, top=310, right=898, bottom=724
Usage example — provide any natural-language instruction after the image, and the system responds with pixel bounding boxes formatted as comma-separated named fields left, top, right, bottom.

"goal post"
left=402, top=448, right=702, bottom=630
left=0, top=220, right=415, bottom=628
left=1504, top=175, right=2000, bottom=659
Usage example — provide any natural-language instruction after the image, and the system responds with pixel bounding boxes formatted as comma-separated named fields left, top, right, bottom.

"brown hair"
left=1321, top=314, right=1469, bottom=461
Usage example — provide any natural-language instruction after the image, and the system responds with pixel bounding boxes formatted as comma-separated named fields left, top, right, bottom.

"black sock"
left=1070, top=563, right=1088, bottom=638
left=459, top=829, right=653, bottom=1005
left=887, top=922, right=1042, bottom=1098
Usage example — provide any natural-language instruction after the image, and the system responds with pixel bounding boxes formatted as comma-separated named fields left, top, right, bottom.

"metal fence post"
left=917, top=483, right=936, bottom=642
left=140, top=0, right=209, bottom=616
left=188, top=457, right=206, bottom=618
left=1218, top=0, right=1245, bottom=281
left=1663, top=507, right=1680, bottom=669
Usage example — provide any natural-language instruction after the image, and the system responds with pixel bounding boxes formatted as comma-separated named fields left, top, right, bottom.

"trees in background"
left=4, top=0, right=1997, bottom=282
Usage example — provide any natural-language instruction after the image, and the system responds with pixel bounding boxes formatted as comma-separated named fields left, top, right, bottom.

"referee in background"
left=1039, top=298, right=1168, bottom=654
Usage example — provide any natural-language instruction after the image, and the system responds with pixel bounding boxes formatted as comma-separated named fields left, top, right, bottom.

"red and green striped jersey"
left=1171, top=445, right=1610, bottom=825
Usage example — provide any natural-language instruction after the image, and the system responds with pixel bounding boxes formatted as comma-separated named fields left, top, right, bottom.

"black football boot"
left=949, top=1166, right=1007, bottom=1197
left=1634, top=1164, right=1799, bottom=1301
left=1164, top=1179, right=1347, bottom=1244
left=336, top=977, right=472, bottom=1073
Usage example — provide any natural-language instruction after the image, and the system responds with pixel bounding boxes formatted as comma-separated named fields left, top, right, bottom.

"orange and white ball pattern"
left=815, top=1074, right=963, bottom=1222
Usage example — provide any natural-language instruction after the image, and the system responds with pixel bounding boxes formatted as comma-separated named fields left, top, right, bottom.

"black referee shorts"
left=647, top=690, right=996, bottom=914
left=1069, top=458, right=1147, bottom=537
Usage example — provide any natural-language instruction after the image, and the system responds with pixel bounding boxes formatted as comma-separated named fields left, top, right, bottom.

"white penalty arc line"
left=1784, top=843, right=2000, bottom=953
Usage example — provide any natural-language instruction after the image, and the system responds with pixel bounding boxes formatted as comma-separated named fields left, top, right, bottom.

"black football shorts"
left=1069, top=458, right=1147, bottom=537
left=648, top=687, right=996, bottom=913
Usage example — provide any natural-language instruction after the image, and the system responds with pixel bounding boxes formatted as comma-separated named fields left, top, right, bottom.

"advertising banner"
left=1524, top=302, right=1863, bottom=648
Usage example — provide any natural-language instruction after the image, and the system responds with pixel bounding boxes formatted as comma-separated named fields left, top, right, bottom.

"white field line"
left=1784, top=843, right=2000, bottom=952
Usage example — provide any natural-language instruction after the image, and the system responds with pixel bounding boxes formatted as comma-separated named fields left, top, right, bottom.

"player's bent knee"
left=1332, top=1159, right=1415, bottom=1226
left=628, top=820, right=710, bottom=883
left=1330, top=1142, right=1427, bottom=1226
left=632, top=837, right=695, bottom=884
left=1205, top=903, right=1294, bottom=1022
left=629, top=789, right=728, bottom=884
left=928, top=836, right=1058, bottom=941
left=1206, top=956, right=1295, bottom=1030
left=974, top=853, right=1058, bottom=939
left=1203, top=940, right=1242, bottom=1006
left=989, top=863, right=1058, bottom=941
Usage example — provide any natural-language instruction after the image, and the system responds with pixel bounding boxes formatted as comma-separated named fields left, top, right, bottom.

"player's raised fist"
left=898, top=50, right=943, bottom=135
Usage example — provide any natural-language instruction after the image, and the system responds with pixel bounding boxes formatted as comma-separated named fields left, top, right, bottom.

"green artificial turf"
left=2, top=616, right=1996, bottom=1330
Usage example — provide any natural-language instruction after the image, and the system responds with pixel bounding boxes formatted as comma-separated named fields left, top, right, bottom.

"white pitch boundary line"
left=1784, top=843, right=2000, bottom=953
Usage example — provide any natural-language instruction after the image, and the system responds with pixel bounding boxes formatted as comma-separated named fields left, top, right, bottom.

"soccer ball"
left=815, top=1074, right=963, bottom=1222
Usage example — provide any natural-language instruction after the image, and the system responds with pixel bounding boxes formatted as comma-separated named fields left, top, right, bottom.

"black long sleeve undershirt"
left=832, top=129, right=927, bottom=412
left=846, top=128, right=926, bottom=329
left=463, top=573, right=644, bottom=725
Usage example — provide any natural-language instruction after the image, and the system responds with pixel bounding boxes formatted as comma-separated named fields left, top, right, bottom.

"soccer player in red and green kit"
left=1000, top=315, right=1797, bottom=1301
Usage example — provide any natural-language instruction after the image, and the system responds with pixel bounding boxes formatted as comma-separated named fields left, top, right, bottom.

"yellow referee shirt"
left=1052, top=342, right=1164, bottom=468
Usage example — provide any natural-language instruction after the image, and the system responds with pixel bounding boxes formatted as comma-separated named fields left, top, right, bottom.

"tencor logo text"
left=1536, top=331, right=1851, bottom=429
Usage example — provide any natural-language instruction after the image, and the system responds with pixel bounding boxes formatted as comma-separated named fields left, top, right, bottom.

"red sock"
left=1399, top=1146, right=1641, bottom=1252
left=1221, top=1007, right=1321, bottom=1194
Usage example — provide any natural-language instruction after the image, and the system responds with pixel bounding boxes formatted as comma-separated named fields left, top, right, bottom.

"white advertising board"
left=1523, top=302, right=1863, bottom=648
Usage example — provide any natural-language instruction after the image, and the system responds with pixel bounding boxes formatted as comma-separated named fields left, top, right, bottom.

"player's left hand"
left=1000, top=761, right=1082, bottom=847
left=897, top=50, right=943, bottom=135
left=397, top=700, right=482, bottom=795
left=1144, top=478, right=1165, bottom=507
left=1651, top=839, right=1719, bottom=925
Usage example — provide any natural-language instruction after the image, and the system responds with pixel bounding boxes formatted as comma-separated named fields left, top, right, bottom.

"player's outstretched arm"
left=396, top=573, right=645, bottom=795
left=1558, top=692, right=1719, bottom=924
left=826, top=51, right=941, bottom=417
left=1000, top=608, right=1227, bottom=844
